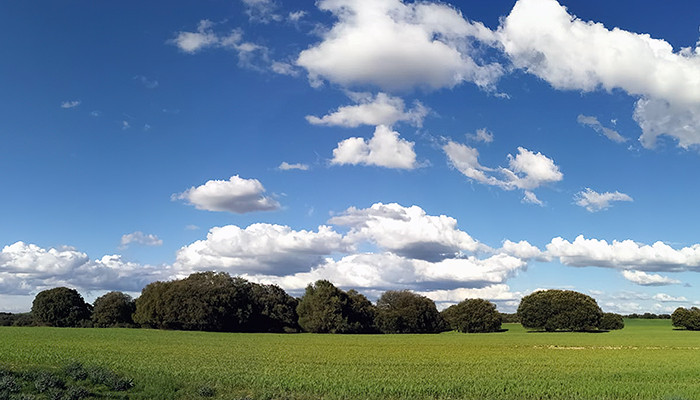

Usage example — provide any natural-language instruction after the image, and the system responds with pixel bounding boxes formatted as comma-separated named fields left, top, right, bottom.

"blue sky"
left=2, top=0, right=700, bottom=313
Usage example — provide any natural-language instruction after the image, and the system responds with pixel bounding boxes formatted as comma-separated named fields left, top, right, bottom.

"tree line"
left=11, top=271, right=692, bottom=333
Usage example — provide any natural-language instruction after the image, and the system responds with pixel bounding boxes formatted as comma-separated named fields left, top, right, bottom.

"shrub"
left=517, top=290, right=603, bottom=332
left=599, top=313, right=624, bottom=330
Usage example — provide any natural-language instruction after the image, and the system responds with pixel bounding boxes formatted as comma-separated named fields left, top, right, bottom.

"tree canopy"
left=441, top=298, right=502, bottom=333
left=517, top=290, right=603, bottom=332
left=374, top=290, right=443, bottom=334
left=671, top=307, right=700, bottom=330
left=92, top=291, right=136, bottom=328
left=296, top=280, right=376, bottom=333
left=599, top=312, right=624, bottom=330
left=31, top=287, right=92, bottom=327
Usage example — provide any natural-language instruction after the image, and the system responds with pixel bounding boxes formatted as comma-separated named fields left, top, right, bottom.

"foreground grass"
left=0, top=319, right=698, bottom=399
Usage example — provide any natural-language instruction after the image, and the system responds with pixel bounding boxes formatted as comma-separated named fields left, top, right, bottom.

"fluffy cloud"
left=241, top=0, right=282, bottom=23
left=331, top=125, right=417, bottom=169
left=468, top=128, right=494, bottom=143
left=278, top=162, right=309, bottom=171
left=296, top=0, right=502, bottom=91
left=306, top=93, right=428, bottom=128
left=417, top=284, right=520, bottom=306
left=577, top=115, right=627, bottom=143
left=174, top=224, right=349, bottom=276
left=0, top=242, right=163, bottom=295
left=498, top=0, right=700, bottom=148
left=652, top=293, right=687, bottom=302
left=329, top=203, right=484, bottom=261
left=120, top=232, right=163, bottom=248
left=500, top=240, right=543, bottom=260
left=547, top=235, right=700, bottom=272
left=60, top=100, right=80, bottom=109
left=621, top=270, right=681, bottom=286
left=574, top=188, right=633, bottom=212
left=173, top=175, right=280, bottom=214
left=444, top=141, right=562, bottom=204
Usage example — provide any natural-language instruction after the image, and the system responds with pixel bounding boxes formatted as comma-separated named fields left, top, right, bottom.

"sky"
left=2, top=0, right=700, bottom=314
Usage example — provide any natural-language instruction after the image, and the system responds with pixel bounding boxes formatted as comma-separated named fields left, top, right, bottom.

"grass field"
left=0, top=319, right=698, bottom=399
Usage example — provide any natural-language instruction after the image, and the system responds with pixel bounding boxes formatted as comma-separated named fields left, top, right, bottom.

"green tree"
left=374, top=290, right=442, bottom=334
left=248, top=283, right=300, bottom=333
left=599, top=312, right=624, bottom=330
left=672, top=307, right=700, bottom=330
left=517, top=290, right=603, bottom=332
left=442, top=298, right=502, bottom=333
left=32, top=287, right=92, bottom=327
left=92, top=291, right=136, bottom=327
left=296, top=280, right=376, bottom=333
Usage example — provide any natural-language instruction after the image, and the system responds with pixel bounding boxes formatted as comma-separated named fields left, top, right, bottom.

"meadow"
left=0, top=319, right=697, bottom=399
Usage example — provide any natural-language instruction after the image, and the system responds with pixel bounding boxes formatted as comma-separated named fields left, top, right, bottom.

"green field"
left=1, top=319, right=698, bottom=399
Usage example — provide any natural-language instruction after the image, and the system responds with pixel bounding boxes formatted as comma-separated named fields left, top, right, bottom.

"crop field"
left=0, top=319, right=698, bottom=399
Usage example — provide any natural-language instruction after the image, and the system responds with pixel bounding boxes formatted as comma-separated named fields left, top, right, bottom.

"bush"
left=599, top=312, right=624, bottom=330
left=672, top=307, right=700, bottom=330
left=517, top=290, right=603, bottom=332
left=297, top=280, right=376, bottom=333
left=31, top=287, right=91, bottom=327
left=375, top=290, right=443, bottom=334
left=442, top=299, right=502, bottom=333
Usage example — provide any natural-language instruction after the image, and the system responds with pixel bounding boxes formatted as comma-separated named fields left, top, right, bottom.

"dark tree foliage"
left=672, top=307, right=700, bottom=330
left=599, top=312, right=625, bottom=330
left=625, top=313, right=671, bottom=319
left=248, top=283, right=300, bottom=333
left=500, top=313, right=520, bottom=324
left=517, top=290, right=603, bottom=332
left=296, top=280, right=376, bottom=333
left=132, top=272, right=299, bottom=332
left=441, top=298, right=502, bottom=333
left=32, top=287, right=92, bottom=327
left=374, top=290, right=443, bottom=334
left=0, top=312, right=18, bottom=326
left=92, top=291, right=136, bottom=328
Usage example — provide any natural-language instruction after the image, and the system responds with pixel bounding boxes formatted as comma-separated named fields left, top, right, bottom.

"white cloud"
left=288, top=10, right=307, bottom=23
left=120, top=232, right=163, bottom=248
left=173, top=223, right=349, bottom=276
left=296, top=0, right=502, bottom=91
left=577, top=114, right=627, bottom=143
left=547, top=235, right=700, bottom=272
left=331, top=125, right=417, bottom=169
left=498, top=0, right=700, bottom=149
left=574, top=188, right=633, bottom=212
left=271, top=61, right=300, bottom=76
left=418, top=284, right=519, bottom=304
left=121, top=121, right=130, bottom=130
left=622, top=270, right=681, bottom=286
left=61, top=100, right=80, bottom=109
left=241, top=0, right=282, bottom=23
left=468, top=128, right=494, bottom=143
left=0, top=242, right=163, bottom=295
left=652, top=293, right=687, bottom=302
left=329, top=203, right=485, bottom=261
left=306, top=93, right=428, bottom=128
left=173, top=175, right=280, bottom=214
left=500, top=240, right=543, bottom=260
left=278, top=162, right=309, bottom=171
left=444, top=141, right=562, bottom=202
left=171, top=20, right=220, bottom=53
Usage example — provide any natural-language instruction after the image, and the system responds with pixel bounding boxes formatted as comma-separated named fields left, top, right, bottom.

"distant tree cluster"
left=671, top=307, right=700, bottom=330
left=517, top=290, right=623, bottom=332
left=624, top=313, right=671, bottom=320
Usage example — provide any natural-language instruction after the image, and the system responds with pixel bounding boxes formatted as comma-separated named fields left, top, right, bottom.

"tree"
left=374, top=290, right=442, bottom=334
left=296, top=280, right=376, bottom=333
left=92, top=291, right=136, bottom=327
left=599, top=312, right=624, bottom=330
left=672, top=307, right=700, bottom=330
left=517, top=290, right=603, bottom=332
left=441, top=298, right=502, bottom=333
left=248, top=283, right=300, bottom=333
left=32, top=287, right=92, bottom=327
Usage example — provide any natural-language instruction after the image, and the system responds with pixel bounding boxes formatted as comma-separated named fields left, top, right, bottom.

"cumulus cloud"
left=306, top=93, right=428, bottom=128
left=500, top=240, right=543, bottom=260
left=498, top=0, right=700, bottom=148
left=120, top=232, right=163, bottom=248
left=652, top=293, right=687, bottom=302
left=278, top=162, right=309, bottom=171
left=417, top=284, right=520, bottom=307
left=174, top=224, right=349, bottom=276
left=547, top=235, right=700, bottom=272
left=577, top=114, right=627, bottom=143
left=0, top=242, right=163, bottom=295
left=621, top=270, right=681, bottom=286
left=173, top=175, right=280, bottom=214
left=468, top=128, right=494, bottom=143
left=331, top=125, right=417, bottom=169
left=444, top=141, right=562, bottom=203
left=329, top=203, right=485, bottom=261
left=296, top=0, right=503, bottom=91
left=60, top=100, right=80, bottom=109
left=575, top=188, right=633, bottom=212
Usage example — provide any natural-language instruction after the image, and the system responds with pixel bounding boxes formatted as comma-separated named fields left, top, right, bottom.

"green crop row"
left=0, top=319, right=697, bottom=399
